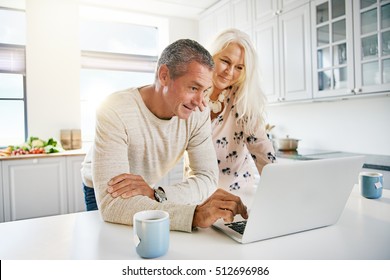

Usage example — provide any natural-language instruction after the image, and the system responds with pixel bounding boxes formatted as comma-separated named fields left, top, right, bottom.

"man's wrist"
left=154, top=187, right=167, bottom=203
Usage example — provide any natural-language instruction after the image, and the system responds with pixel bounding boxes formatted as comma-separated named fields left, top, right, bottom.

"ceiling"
left=81, top=0, right=221, bottom=19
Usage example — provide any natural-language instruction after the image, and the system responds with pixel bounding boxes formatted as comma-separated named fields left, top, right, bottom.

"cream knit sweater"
left=92, top=88, right=218, bottom=232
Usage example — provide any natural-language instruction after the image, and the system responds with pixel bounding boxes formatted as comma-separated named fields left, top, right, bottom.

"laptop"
left=213, top=156, right=365, bottom=244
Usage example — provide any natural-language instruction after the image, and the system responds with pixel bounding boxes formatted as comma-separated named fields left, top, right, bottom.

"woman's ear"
left=158, top=64, right=170, bottom=86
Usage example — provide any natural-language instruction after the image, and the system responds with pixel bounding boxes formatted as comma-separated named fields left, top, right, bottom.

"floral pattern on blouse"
left=211, top=90, right=276, bottom=192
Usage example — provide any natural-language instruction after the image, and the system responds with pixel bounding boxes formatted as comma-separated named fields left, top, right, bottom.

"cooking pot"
left=274, top=135, right=300, bottom=151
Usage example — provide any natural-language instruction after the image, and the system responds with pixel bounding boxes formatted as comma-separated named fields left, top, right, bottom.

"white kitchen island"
left=0, top=186, right=389, bottom=260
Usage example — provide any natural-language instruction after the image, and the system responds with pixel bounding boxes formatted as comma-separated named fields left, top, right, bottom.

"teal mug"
left=133, top=210, right=170, bottom=258
left=359, top=172, right=383, bottom=199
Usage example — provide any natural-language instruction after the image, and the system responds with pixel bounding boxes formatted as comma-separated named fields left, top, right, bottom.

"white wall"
left=15, top=0, right=199, bottom=143
left=26, top=0, right=81, bottom=140
left=266, top=95, right=390, bottom=156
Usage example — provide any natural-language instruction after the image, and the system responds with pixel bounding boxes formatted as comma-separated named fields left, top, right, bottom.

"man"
left=92, top=39, right=247, bottom=232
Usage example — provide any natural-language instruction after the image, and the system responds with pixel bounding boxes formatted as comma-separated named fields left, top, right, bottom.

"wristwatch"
left=154, top=187, right=167, bottom=203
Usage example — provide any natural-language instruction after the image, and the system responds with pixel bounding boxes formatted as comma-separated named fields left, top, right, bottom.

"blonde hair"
left=208, top=28, right=267, bottom=134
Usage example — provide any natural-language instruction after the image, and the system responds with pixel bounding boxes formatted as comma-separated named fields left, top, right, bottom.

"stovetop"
left=276, top=148, right=390, bottom=171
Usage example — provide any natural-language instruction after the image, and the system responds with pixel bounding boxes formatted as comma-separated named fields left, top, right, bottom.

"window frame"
left=0, top=6, right=27, bottom=148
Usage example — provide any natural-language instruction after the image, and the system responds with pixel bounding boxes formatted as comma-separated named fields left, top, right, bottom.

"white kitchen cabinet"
left=353, top=0, right=390, bottom=94
left=253, top=0, right=310, bottom=24
left=254, top=2, right=312, bottom=102
left=254, top=18, right=280, bottom=102
left=199, top=0, right=232, bottom=46
left=232, top=0, right=253, bottom=35
left=0, top=153, right=86, bottom=222
left=66, top=155, right=85, bottom=213
left=311, top=0, right=390, bottom=98
left=1, top=157, right=68, bottom=222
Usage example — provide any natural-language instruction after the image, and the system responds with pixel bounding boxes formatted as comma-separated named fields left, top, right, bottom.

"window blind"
left=81, top=50, right=157, bottom=73
left=0, top=44, right=25, bottom=74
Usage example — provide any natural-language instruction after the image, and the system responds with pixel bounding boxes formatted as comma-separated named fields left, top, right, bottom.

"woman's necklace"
left=205, top=89, right=227, bottom=114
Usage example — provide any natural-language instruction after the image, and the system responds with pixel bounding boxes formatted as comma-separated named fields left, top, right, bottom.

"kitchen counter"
left=0, top=186, right=389, bottom=260
left=0, top=149, right=86, bottom=161
left=277, top=148, right=390, bottom=189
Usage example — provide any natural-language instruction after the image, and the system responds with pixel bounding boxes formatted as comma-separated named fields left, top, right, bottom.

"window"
left=79, top=7, right=167, bottom=143
left=0, top=8, right=26, bottom=147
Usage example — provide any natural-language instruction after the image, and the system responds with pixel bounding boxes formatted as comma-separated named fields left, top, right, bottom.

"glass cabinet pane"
left=361, top=34, right=378, bottom=58
left=333, top=67, right=348, bottom=89
left=384, top=59, right=390, bottom=83
left=382, top=31, right=390, bottom=55
left=361, top=8, right=378, bottom=35
left=333, top=43, right=347, bottom=65
left=317, top=25, right=330, bottom=46
left=332, top=20, right=346, bottom=42
left=362, top=61, right=380, bottom=85
left=318, top=70, right=332, bottom=91
left=332, top=0, right=345, bottom=19
left=361, top=0, right=377, bottom=9
left=381, top=4, right=390, bottom=29
left=317, top=3, right=329, bottom=24
left=317, top=48, right=331, bottom=68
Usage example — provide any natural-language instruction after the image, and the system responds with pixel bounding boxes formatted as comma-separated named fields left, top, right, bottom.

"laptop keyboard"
left=225, top=220, right=247, bottom=235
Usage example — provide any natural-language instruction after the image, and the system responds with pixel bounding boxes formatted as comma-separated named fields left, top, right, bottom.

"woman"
left=205, top=28, right=276, bottom=192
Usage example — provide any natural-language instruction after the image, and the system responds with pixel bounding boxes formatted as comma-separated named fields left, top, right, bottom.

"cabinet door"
left=281, top=0, right=310, bottom=12
left=311, top=0, right=355, bottom=98
left=199, top=2, right=232, bottom=46
left=199, top=12, right=217, bottom=46
left=2, top=157, right=67, bottom=221
left=353, top=0, right=390, bottom=94
left=254, top=0, right=310, bottom=24
left=279, top=3, right=312, bottom=101
left=232, top=0, right=252, bottom=34
left=253, top=0, right=279, bottom=24
left=66, top=155, right=86, bottom=213
left=254, top=18, right=280, bottom=103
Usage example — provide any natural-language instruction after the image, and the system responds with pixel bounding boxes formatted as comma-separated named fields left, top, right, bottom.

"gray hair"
left=157, top=39, right=214, bottom=80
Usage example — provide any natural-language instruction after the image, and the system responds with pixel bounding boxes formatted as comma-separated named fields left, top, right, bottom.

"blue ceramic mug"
left=359, top=172, right=383, bottom=199
left=133, top=210, right=170, bottom=258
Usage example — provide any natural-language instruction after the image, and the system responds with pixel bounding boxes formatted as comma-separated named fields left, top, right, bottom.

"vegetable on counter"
left=0, top=136, right=63, bottom=156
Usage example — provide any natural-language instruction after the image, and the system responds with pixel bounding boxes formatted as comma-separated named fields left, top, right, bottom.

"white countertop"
left=0, top=149, right=86, bottom=161
left=0, top=186, right=389, bottom=260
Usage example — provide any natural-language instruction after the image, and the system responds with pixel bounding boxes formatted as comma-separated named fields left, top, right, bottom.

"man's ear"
left=158, top=65, right=170, bottom=86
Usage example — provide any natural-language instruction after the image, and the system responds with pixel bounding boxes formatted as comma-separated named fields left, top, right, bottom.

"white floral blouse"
left=211, top=89, right=276, bottom=192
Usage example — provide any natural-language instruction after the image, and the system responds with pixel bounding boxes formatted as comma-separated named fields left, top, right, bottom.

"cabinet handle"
left=354, top=88, right=362, bottom=94
left=273, top=10, right=282, bottom=16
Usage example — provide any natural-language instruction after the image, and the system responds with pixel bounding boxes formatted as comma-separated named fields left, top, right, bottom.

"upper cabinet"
left=353, top=0, right=390, bottom=94
left=199, top=0, right=389, bottom=104
left=232, top=0, right=253, bottom=35
left=254, top=0, right=311, bottom=24
left=312, top=0, right=390, bottom=98
left=199, top=0, right=233, bottom=46
left=312, top=0, right=354, bottom=98
left=254, top=0, right=312, bottom=102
